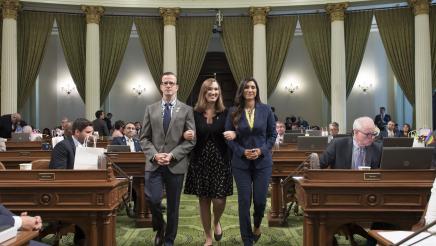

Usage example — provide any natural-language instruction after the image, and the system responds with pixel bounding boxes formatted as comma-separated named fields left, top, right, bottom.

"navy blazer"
left=319, top=137, right=382, bottom=169
left=111, top=136, right=142, bottom=152
left=0, top=204, right=15, bottom=227
left=49, top=136, right=76, bottom=169
left=225, top=103, right=277, bottom=169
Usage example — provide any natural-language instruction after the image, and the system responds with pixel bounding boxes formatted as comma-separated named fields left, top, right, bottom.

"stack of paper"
left=379, top=231, right=436, bottom=246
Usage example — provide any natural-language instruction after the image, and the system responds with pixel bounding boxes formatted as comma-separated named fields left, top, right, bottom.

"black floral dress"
left=184, top=110, right=233, bottom=198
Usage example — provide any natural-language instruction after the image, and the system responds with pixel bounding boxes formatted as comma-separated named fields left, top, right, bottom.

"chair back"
left=31, top=159, right=51, bottom=169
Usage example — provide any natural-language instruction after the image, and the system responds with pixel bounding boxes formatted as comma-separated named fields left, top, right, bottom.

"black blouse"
left=192, top=109, right=229, bottom=162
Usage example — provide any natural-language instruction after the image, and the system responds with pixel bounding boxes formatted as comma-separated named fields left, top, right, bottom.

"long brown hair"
left=194, top=78, right=225, bottom=113
left=231, top=77, right=261, bottom=128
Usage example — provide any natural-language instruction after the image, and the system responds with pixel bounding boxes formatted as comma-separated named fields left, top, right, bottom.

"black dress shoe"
left=213, top=222, right=223, bottom=241
left=154, top=230, right=165, bottom=246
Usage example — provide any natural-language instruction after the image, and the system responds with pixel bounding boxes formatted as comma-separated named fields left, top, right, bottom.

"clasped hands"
left=154, top=153, right=173, bottom=166
left=20, top=212, right=43, bottom=231
left=244, top=148, right=261, bottom=160
left=183, top=130, right=236, bottom=141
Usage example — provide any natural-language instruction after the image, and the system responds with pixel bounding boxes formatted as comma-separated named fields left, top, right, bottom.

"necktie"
left=163, top=103, right=171, bottom=134
left=354, top=148, right=365, bottom=169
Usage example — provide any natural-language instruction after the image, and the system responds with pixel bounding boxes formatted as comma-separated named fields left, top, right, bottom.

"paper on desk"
left=378, top=231, right=436, bottom=246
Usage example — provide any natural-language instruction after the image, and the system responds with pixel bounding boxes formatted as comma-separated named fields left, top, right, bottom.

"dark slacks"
left=233, top=164, right=272, bottom=246
left=144, top=166, right=184, bottom=246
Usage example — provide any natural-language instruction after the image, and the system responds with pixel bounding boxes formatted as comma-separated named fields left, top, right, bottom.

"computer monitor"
left=285, top=129, right=303, bottom=134
left=297, top=136, right=328, bottom=150
left=380, top=147, right=433, bottom=169
left=283, top=133, right=305, bottom=144
left=382, top=137, right=414, bottom=147
left=10, top=132, right=30, bottom=142
left=106, top=145, right=131, bottom=152
left=305, top=130, right=322, bottom=136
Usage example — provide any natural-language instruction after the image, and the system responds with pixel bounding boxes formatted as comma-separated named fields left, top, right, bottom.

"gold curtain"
left=345, top=10, right=373, bottom=97
left=17, top=11, right=54, bottom=109
left=55, top=13, right=87, bottom=102
left=134, top=17, right=163, bottom=88
left=375, top=8, right=415, bottom=105
left=221, top=16, right=253, bottom=85
left=299, top=14, right=331, bottom=101
left=176, top=16, right=214, bottom=102
left=266, top=16, right=298, bottom=97
left=430, top=6, right=436, bottom=89
left=100, top=16, right=133, bottom=105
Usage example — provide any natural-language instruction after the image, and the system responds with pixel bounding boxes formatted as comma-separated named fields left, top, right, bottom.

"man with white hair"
left=320, top=116, right=382, bottom=169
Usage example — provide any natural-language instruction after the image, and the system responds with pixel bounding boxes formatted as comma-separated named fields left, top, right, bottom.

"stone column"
left=250, top=7, right=269, bottom=103
left=410, top=0, right=432, bottom=129
left=82, top=6, right=104, bottom=120
left=1, top=0, right=20, bottom=114
left=160, top=8, right=179, bottom=74
left=326, top=3, right=348, bottom=133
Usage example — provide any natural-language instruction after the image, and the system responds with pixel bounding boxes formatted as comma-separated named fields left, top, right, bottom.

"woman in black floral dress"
left=184, top=78, right=235, bottom=246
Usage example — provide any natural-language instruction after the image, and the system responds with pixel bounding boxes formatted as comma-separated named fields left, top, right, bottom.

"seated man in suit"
left=111, top=122, right=142, bottom=152
left=275, top=121, right=285, bottom=145
left=320, top=116, right=382, bottom=169
left=380, top=120, right=401, bottom=138
left=0, top=204, right=46, bottom=245
left=48, top=118, right=93, bottom=245
left=49, top=118, right=93, bottom=169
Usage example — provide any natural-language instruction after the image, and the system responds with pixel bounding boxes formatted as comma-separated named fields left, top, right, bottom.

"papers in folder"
left=378, top=231, right=436, bottom=245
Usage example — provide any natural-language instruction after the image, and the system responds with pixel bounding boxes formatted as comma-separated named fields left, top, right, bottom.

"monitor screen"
left=106, top=145, right=131, bottom=152
left=305, top=130, right=322, bottom=136
left=380, top=147, right=433, bottom=169
left=283, top=133, right=305, bottom=143
left=297, top=136, right=328, bottom=150
left=382, top=137, right=414, bottom=147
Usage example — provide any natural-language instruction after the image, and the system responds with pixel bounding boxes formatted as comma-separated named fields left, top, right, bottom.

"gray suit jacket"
left=140, top=100, right=196, bottom=174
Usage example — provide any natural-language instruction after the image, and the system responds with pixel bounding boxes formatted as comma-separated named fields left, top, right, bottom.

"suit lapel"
left=165, top=100, right=182, bottom=138
left=345, top=138, right=353, bottom=169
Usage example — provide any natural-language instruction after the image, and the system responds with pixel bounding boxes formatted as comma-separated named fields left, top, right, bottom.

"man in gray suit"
left=140, top=72, right=196, bottom=246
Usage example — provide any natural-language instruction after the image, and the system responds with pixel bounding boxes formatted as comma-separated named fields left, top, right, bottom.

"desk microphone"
left=393, top=219, right=436, bottom=245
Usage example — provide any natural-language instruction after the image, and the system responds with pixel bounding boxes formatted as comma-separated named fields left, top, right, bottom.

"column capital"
left=160, top=8, right=180, bottom=26
left=408, top=0, right=430, bottom=16
left=249, top=7, right=270, bottom=25
left=326, top=2, right=348, bottom=22
left=81, top=5, right=105, bottom=24
left=1, top=0, right=20, bottom=20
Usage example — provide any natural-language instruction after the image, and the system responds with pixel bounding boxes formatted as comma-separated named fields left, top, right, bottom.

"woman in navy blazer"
left=225, top=78, right=277, bottom=246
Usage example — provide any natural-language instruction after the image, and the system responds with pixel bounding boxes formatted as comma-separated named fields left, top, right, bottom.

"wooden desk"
left=105, top=152, right=151, bottom=228
left=1, top=231, right=39, bottom=246
left=295, top=170, right=435, bottom=246
left=0, top=150, right=52, bottom=169
left=0, top=166, right=128, bottom=246
left=6, top=141, right=42, bottom=151
left=268, top=149, right=324, bottom=226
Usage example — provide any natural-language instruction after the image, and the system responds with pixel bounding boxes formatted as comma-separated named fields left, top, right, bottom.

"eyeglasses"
left=161, top=81, right=177, bottom=86
left=357, top=130, right=378, bottom=138
left=125, top=127, right=136, bottom=130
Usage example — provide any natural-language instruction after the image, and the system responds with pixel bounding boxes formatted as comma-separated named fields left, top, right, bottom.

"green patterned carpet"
left=42, top=189, right=366, bottom=245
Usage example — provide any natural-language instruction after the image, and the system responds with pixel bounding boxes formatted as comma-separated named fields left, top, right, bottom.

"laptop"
left=382, top=137, right=414, bottom=147
left=106, top=145, right=131, bottom=152
left=380, top=147, right=433, bottom=169
left=305, top=130, right=322, bottom=136
left=297, top=136, right=328, bottom=150
left=283, top=133, right=305, bottom=143
left=10, top=132, right=30, bottom=142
